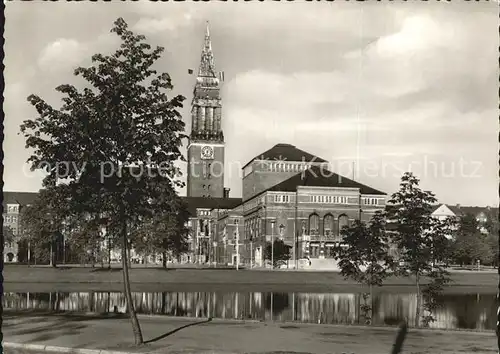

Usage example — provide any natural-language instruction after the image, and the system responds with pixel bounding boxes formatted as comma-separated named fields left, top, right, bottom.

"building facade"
left=2, top=192, right=39, bottom=262
left=211, top=156, right=387, bottom=269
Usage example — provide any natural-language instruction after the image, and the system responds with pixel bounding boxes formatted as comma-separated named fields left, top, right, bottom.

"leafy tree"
left=483, top=213, right=499, bottom=267
left=20, top=18, right=186, bottom=344
left=335, top=212, right=393, bottom=324
left=64, top=212, right=106, bottom=267
left=385, top=172, right=453, bottom=327
left=451, top=214, right=492, bottom=266
left=3, top=226, right=15, bottom=247
left=264, top=239, right=291, bottom=269
left=19, top=188, right=69, bottom=267
left=129, top=200, right=189, bottom=267
left=485, top=233, right=499, bottom=267
left=484, top=212, right=499, bottom=234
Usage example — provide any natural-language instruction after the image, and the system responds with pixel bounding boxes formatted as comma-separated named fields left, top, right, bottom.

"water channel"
left=3, top=291, right=496, bottom=331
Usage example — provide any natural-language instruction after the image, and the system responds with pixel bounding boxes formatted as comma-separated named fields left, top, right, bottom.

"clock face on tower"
left=201, top=145, right=215, bottom=160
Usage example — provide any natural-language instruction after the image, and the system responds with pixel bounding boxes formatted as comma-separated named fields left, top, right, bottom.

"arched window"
left=338, top=214, right=349, bottom=240
left=323, top=214, right=334, bottom=238
left=308, top=213, right=320, bottom=235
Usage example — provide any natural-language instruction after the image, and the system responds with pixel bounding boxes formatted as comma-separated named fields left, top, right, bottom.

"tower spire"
left=205, top=21, right=211, bottom=51
left=199, top=21, right=216, bottom=78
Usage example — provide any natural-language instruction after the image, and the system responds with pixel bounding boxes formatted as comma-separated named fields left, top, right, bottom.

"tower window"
left=208, top=185, right=211, bottom=190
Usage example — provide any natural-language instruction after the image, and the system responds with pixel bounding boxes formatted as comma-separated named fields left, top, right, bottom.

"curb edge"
left=3, top=342, right=132, bottom=354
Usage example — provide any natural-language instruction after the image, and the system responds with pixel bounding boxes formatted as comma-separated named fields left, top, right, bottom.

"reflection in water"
left=3, top=291, right=496, bottom=331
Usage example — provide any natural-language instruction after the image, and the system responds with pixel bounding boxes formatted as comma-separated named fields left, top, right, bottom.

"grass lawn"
left=4, top=264, right=498, bottom=293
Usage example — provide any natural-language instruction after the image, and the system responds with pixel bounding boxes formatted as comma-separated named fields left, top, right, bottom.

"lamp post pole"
left=250, top=229, right=253, bottom=269
left=279, top=224, right=285, bottom=267
left=235, top=219, right=240, bottom=271
left=27, top=240, right=31, bottom=267
left=270, top=220, right=275, bottom=270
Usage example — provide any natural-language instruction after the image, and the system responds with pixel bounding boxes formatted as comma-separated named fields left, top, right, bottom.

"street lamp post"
left=249, top=229, right=253, bottom=269
left=235, top=219, right=240, bottom=271
left=279, top=224, right=285, bottom=267
left=270, top=220, right=276, bottom=269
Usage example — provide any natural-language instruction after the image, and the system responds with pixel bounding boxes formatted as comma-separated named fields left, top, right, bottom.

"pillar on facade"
left=192, top=106, right=199, bottom=132
left=199, top=106, right=206, bottom=132
left=214, top=107, right=222, bottom=132
left=206, top=107, right=214, bottom=131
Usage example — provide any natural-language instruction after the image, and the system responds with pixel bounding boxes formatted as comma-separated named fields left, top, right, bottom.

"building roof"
left=181, top=196, right=242, bottom=217
left=3, top=191, right=40, bottom=209
left=430, top=204, right=464, bottom=216
left=242, top=143, right=328, bottom=169
left=267, top=166, right=386, bottom=195
left=431, top=204, right=498, bottom=218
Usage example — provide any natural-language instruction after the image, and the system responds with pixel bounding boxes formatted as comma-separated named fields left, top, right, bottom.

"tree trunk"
left=162, top=251, right=167, bottom=269
left=51, top=241, right=57, bottom=268
left=369, top=283, right=373, bottom=325
left=415, top=274, right=421, bottom=328
left=121, top=219, right=144, bottom=345
left=161, top=292, right=166, bottom=314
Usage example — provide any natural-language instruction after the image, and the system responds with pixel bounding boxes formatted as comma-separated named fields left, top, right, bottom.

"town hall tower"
left=187, top=22, right=225, bottom=198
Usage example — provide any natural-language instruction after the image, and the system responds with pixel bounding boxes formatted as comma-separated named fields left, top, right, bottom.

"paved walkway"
left=3, top=312, right=497, bottom=354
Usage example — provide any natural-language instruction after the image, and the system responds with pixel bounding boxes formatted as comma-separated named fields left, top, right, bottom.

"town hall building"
left=181, top=23, right=387, bottom=269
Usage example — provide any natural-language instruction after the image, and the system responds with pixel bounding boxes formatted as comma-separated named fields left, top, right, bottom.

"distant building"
left=2, top=191, right=39, bottom=262
left=431, top=204, right=498, bottom=235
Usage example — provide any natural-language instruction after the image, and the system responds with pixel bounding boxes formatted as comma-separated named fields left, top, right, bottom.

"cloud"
left=37, top=38, right=87, bottom=73
left=3, top=1, right=498, bottom=207
left=134, top=12, right=195, bottom=34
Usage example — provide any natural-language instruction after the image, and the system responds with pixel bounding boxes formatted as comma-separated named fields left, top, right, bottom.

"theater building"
left=213, top=147, right=387, bottom=269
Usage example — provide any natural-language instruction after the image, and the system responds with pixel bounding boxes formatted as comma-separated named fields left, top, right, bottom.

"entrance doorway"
left=255, top=246, right=262, bottom=267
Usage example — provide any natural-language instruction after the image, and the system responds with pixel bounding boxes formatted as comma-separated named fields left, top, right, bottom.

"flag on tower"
left=188, top=69, right=194, bottom=74
left=218, top=71, right=225, bottom=82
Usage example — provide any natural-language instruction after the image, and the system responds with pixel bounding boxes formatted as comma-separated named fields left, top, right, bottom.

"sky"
left=4, top=1, right=498, bottom=207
